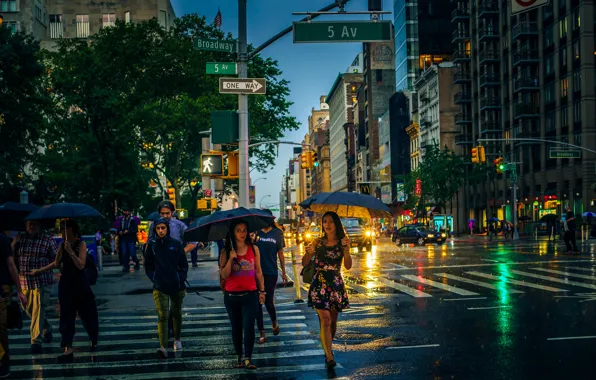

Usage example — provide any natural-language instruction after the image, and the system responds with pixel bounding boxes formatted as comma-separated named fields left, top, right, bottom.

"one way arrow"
left=219, top=78, right=267, bottom=95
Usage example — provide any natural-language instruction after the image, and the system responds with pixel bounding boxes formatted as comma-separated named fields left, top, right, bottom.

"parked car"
left=394, top=224, right=446, bottom=246
left=341, top=218, right=374, bottom=252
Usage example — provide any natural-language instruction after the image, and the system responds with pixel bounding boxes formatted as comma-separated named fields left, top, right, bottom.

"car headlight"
left=306, top=233, right=312, bottom=239
left=427, top=234, right=435, bottom=238
left=365, top=231, right=372, bottom=237
left=441, top=233, right=446, bottom=238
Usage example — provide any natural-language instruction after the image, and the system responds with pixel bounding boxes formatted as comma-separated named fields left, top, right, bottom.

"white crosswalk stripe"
left=467, top=271, right=569, bottom=292
left=375, top=277, right=432, bottom=298
left=508, top=269, right=596, bottom=290
left=532, top=268, right=596, bottom=281
left=400, top=275, right=480, bottom=296
left=434, top=273, right=524, bottom=294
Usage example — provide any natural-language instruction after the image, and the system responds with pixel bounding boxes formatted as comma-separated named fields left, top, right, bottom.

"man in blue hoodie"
left=143, top=218, right=188, bottom=358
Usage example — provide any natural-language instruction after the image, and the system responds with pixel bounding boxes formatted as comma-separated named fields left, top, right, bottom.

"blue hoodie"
left=143, top=218, right=188, bottom=296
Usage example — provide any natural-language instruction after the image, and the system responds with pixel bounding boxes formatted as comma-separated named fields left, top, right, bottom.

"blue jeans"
left=121, top=241, right=139, bottom=270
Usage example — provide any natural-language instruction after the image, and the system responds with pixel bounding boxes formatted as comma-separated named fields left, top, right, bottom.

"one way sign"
left=219, top=78, right=267, bottom=95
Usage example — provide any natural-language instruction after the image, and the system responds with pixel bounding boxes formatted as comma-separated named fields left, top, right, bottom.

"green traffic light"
left=499, top=164, right=505, bottom=170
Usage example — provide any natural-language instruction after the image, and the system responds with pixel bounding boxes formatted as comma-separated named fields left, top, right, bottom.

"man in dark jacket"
left=143, top=218, right=188, bottom=358
left=119, top=208, right=140, bottom=272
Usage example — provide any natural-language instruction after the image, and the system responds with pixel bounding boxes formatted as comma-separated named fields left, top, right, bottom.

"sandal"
left=258, top=336, right=267, bottom=344
left=272, top=322, right=280, bottom=336
left=234, top=357, right=244, bottom=368
left=325, top=358, right=337, bottom=370
left=244, top=358, right=257, bottom=370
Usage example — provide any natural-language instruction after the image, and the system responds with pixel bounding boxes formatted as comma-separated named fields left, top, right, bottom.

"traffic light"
left=197, top=199, right=207, bottom=210
left=471, top=147, right=479, bottom=163
left=227, top=152, right=239, bottom=178
left=209, top=199, right=218, bottom=209
left=478, top=146, right=486, bottom=163
left=301, top=153, right=308, bottom=169
left=167, top=187, right=176, bottom=208
left=494, top=157, right=504, bottom=174
left=0, top=14, right=3, bottom=26
left=306, top=151, right=314, bottom=169
left=312, top=152, right=319, bottom=167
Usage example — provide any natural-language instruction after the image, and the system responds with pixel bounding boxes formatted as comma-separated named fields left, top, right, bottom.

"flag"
left=214, top=8, right=222, bottom=28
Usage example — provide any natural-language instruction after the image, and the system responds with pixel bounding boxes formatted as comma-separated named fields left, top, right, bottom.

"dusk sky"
left=171, top=0, right=394, bottom=212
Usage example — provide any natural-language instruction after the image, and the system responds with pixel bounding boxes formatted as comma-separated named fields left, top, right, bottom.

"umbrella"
left=146, top=212, right=160, bottom=221
left=25, top=202, right=103, bottom=221
left=487, top=217, right=499, bottom=223
left=299, top=191, right=391, bottom=219
left=0, top=202, right=39, bottom=231
left=183, top=207, right=275, bottom=242
left=468, top=219, right=476, bottom=223
left=540, top=214, right=558, bottom=222
left=582, top=212, right=596, bottom=217
left=518, top=216, right=532, bottom=221
left=113, top=215, right=141, bottom=229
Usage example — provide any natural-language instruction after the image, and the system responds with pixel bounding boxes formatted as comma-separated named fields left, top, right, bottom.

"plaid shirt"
left=18, top=233, right=58, bottom=290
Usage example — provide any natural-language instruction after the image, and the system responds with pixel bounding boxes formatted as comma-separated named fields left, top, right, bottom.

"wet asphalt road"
left=8, top=237, right=596, bottom=379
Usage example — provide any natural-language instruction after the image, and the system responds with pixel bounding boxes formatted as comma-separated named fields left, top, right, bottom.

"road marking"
left=532, top=267, right=596, bottom=281
left=80, top=315, right=306, bottom=329
left=547, top=335, right=596, bottom=341
left=375, top=277, right=432, bottom=298
left=509, top=269, right=596, bottom=290
left=386, top=344, right=440, bottom=350
left=561, top=266, right=596, bottom=272
left=443, top=297, right=488, bottom=301
left=11, top=348, right=326, bottom=372
left=390, top=263, right=410, bottom=269
left=400, top=275, right=479, bottom=296
left=481, top=259, right=500, bottom=263
left=382, top=259, right=595, bottom=272
left=467, top=306, right=511, bottom=310
left=435, top=273, right=524, bottom=294
left=466, top=271, right=568, bottom=292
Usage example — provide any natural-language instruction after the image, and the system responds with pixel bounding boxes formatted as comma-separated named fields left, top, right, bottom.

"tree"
left=0, top=26, right=49, bottom=200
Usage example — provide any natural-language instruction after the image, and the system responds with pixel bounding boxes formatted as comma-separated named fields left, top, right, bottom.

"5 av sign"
left=511, top=0, right=549, bottom=15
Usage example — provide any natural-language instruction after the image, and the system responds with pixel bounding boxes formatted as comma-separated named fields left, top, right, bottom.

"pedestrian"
left=0, top=230, right=27, bottom=378
left=12, top=220, right=58, bottom=353
left=31, top=220, right=99, bottom=362
left=219, top=219, right=266, bottom=369
left=254, top=210, right=287, bottom=344
left=118, top=208, right=140, bottom=272
left=143, top=218, right=189, bottom=358
left=488, top=223, right=495, bottom=241
left=564, top=211, right=579, bottom=254
left=109, top=231, right=116, bottom=255
left=95, top=229, right=102, bottom=256
left=469, top=220, right=474, bottom=235
left=302, top=211, right=352, bottom=370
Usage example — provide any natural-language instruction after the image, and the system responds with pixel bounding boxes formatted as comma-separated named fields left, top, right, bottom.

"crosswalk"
left=9, top=302, right=339, bottom=379
left=347, top=263, right=596, bottom=300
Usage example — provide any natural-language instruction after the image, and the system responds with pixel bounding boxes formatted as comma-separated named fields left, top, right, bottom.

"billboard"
left=396, top=182, right=406, bottom=202
left=381, top=184, right=392, bottom=204
left=249, top=186, right=255, bottom=205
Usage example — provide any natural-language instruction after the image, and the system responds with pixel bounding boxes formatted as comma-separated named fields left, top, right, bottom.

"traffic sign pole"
left=238, top=0, right=249, bottom=208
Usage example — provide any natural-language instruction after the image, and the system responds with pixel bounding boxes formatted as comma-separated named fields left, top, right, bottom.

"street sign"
left=193, top=38, right=237, bottom=53
left=249, top=186, right=255, bottom=204
left=511, top=0, right=548, bottom=15
left=359, top=184, right=371, bottom=195
left=206, top=62, right=237, bottom=75
left=200, top=154, right=224, bottom=176
left=204, top=189, right=212, bottom=197
left=219, top=78, right=266, bottom=95
left=269, top=208, right=280, bottom=212
left=549, top=149, right=581, bottom=159
left=293, top=21, right=392, bottom=43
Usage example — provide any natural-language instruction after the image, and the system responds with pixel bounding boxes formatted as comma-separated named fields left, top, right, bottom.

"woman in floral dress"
left=302, top=211, right=352, bottom=370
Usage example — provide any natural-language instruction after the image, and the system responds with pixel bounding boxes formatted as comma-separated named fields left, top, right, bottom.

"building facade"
left=394, top=0, right=455, bottom=91
left=388, top=92, right=411, bottom=203
left=452, top=0, right=596, bottom=226
left=308, top=96, right=330, bottom=196
left=299, top=133, right=311, bottom=203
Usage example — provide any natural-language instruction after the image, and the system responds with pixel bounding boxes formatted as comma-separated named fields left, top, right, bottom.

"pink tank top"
left=224, top=245, right=257, bottom=292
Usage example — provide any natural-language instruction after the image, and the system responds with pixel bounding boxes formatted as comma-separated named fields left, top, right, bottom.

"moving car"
left=394, top=224, right=446, bottom=246
left=341, top=218, right=374, bottom=252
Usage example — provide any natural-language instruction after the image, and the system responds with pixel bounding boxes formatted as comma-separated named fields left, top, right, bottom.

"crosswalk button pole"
left=290, top=247, right=304, bottom=303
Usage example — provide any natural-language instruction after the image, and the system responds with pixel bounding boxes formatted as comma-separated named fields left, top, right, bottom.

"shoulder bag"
left=300, top=241, right=319, bottom=284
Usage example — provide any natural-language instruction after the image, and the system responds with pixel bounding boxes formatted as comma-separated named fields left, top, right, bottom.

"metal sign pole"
left=238, top=0, right=250, bottom=208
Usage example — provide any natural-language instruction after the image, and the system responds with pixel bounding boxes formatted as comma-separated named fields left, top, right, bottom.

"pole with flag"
left=214, top=8, right=222, bottom=28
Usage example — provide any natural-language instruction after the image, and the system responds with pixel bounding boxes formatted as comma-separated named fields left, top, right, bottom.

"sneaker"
left=31, top=344, right=42, bottom=354
left=173, top=340, right=182, bottom=351
left=156, top=347, right=168, bottom=358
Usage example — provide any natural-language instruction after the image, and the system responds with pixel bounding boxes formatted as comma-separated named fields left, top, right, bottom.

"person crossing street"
left=118, top=208, right=140, bottom=272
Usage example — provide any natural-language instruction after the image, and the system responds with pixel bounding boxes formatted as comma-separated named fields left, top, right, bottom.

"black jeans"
left=256, top=275, right=278, bottom=332
left=58, top=291, right=99, bottom=347
left=224, top=291, right=257, bottom=359
left=564, top=230, right=578, bottom=252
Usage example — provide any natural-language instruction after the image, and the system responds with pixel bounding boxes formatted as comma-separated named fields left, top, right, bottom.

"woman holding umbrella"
left=302, top=211, right=352, bottom=370
left=219, top=219, right=266, bottom=370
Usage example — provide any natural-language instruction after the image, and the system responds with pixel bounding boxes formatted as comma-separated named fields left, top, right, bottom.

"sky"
left=171, top=0, right=394, bottom=213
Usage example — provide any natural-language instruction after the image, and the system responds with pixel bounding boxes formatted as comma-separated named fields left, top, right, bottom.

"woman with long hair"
left=302, top=211, right=352, bottom=369
left=31, top=220, right=99, bottom=362
left=219, top=219, right=266, bottom=369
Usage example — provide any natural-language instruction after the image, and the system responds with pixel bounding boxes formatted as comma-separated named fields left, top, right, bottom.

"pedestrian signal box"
left=200, top=153, right=224, bottom=176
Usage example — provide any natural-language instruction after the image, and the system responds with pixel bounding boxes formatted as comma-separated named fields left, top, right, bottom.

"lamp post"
left=252, top=177, right=267, bottom=185
left=259, top=195, right=271, bottom=208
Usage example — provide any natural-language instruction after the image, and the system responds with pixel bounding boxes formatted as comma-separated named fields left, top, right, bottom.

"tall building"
left=394, top=0, right=456, bottom=90
left=308, top=96, right=330, bottom=196
left=299, top=133, right=311, bottom=203
left=2, top=0, right=175, bottom=43
left=388, top=92, right=411, bottom=205
left=328, top=54, right=364, bottom=192
left=452, top=0, right=596, bottom=227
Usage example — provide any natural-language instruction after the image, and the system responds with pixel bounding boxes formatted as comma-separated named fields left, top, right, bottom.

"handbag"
left=301, top=260, right=315, bottom=284
left=1, top=288, right=23, bottom=330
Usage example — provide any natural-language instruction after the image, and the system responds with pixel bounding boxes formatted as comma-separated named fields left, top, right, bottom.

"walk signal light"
left=478, top=146, right=486, bottom=163
left=471, top=147, right=479, bottom=163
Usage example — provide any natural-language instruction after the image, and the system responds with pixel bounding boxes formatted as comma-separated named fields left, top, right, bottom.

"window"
left=573, top=101, right=581, bottom=123
left=560, top=105, right=568, bottom=127
left=102, top=13, right=116, bottom=28
left=0, top=0, right=17, bottom=12
left=573, top=71, right=581, bottom=92
left=545, top=82, right=556, bottom=103
left=573, top=40, right=580, bottom=60
left=49, top=14, right=63, bottom=39
left=159, top=10, right=167, bottom=28
left=560, top=46, right=567, bottom=68
left=561, top=78, right=569, bottom=97
left=573, top=7, right=580, bottom=30
left=574, top=131, right=581, bottom=147
left=546, top=110, right=556, bottom=132
left=125, top=11, right=131, bottom=23
left=4, top=20, right=18, bottom=33
left=559, top=18, right=568, bottom=38
left=376, top=70, right=383, bottom=82
left=545, top=54, right=555, bottom=75
left=544, top=25, right=554, bottom=47
left=76, top=15, right=90, bottom=38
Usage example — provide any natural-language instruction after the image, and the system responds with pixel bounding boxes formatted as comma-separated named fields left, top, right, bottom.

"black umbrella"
left=300, top=191, right=391, bottom=219
left=518, top=216, right=532, bottom=222
left=184, top=207, right=274, bottom=242
left=540, top=214, right=558, bottom=222
left=25, top=202, right=103, bottom=221
left=0, top=202, right=39, bottom=231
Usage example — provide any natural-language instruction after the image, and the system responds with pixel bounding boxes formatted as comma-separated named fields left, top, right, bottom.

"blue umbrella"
left=25, top=202, right=103, bottom=221
left=487, top=217, right=500, bottom=223
left=146, top=212, right=160, bottom=221
left=583, top=212, right=596, bottom=217
left=183, top=207, right=275, bottom=242
left=0, top=202, right=39, bottom=231
left=299, top=191, right=391, bottom=219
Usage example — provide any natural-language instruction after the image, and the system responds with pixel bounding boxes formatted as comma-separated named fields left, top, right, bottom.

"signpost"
left=511, top=0, right=549, bottom=15
left=206, top=62, right=238, bottom=75
left=219, top=78, right=266, bottom=94
left=293, top=21, right=392, bottom=43
left=549, top=149, right=581, bottom=159
left=193, top=38, right=237, bottom=53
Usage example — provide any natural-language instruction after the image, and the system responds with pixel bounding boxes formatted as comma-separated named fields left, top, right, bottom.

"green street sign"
left=549, top=149, right=581, bottom=159
left=269, top=208, right=280, bottom=212
left=206, top=62, right=237, bottom=75
left=293, top=21, right=392, bottom=43
left=193, top=38, right=237, bottom=53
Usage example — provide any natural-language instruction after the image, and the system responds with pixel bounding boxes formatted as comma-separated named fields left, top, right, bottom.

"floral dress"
left=307, top=239, right=350, bottom=311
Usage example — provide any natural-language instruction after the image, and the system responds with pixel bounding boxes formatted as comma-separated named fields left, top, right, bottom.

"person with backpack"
left=30, top=220, right=99, bottom=362
left=118, top=208, right=140, bottom=272
left=143, top=218, right=188, bottom=358
left=219, top=219, right=266, bottom=370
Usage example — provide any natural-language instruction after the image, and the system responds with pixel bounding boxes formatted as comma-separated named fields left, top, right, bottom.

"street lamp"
left=259, top=195, right=271, bottom=208
left=252, top=177, right=267, bottom=185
